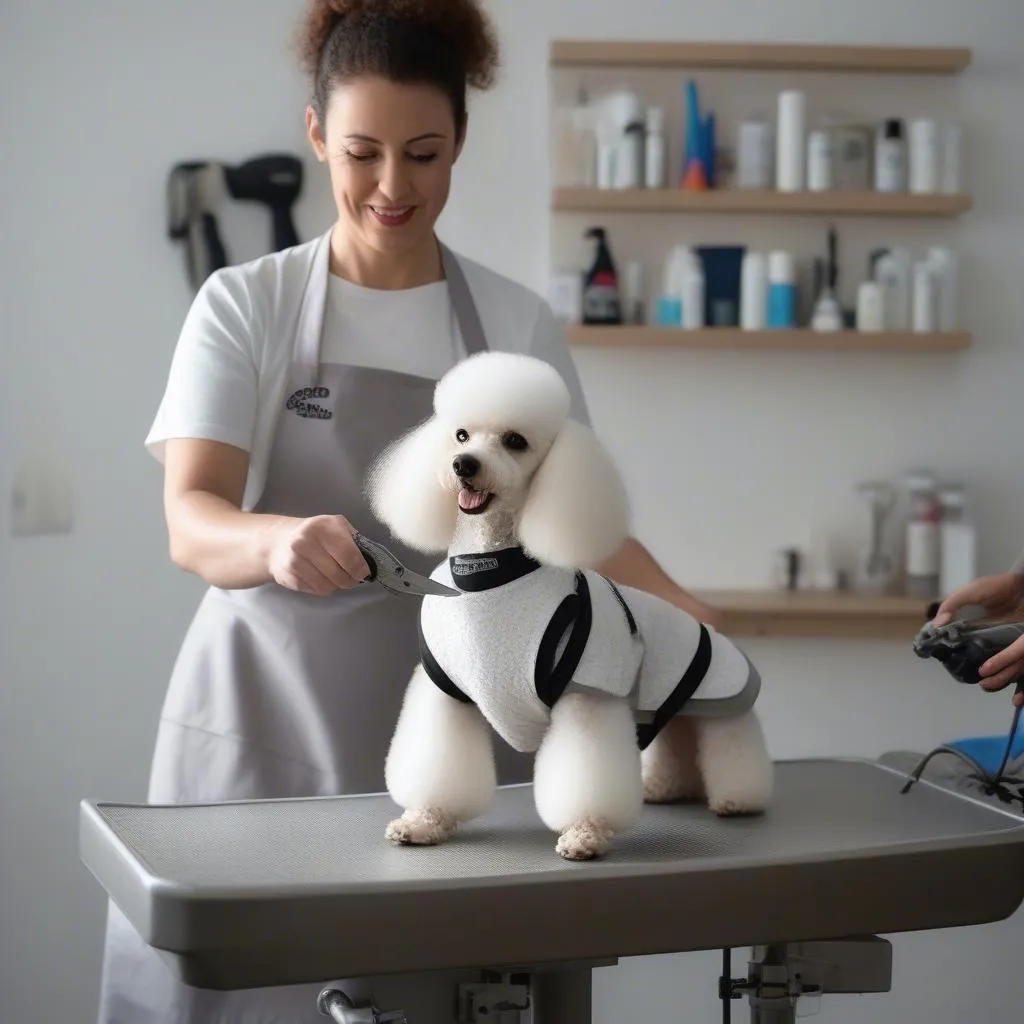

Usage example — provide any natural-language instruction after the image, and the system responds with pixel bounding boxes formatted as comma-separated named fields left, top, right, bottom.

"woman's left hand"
left=979, top=636, right=1024, bottom=707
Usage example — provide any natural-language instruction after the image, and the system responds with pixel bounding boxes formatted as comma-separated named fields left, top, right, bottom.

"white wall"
left=1, top=1, right=1023, bottom=1023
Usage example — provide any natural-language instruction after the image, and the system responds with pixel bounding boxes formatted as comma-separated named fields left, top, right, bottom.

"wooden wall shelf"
left=550, top=40, right=972, bottom=75
left=699, top=589, right=930, bottom=639
left=552, top=188, right=971, bottom=218
left=566, top=326, right=971, bottom=352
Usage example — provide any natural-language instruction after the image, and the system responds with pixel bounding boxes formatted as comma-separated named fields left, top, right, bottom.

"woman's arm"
left=163, top=438, right=369, bottom=593
left=599, top=536, right=725, bottom=630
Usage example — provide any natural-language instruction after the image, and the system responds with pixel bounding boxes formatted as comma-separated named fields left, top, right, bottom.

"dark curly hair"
left=296, top=0, right=500, bottom=138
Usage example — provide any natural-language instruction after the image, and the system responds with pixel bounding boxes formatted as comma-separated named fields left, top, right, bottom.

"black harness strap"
left=417, top=615, right=473, bottom=704
left=534, top=571, right=592, bottom=708
left=636, top=622, right=713, bottom=750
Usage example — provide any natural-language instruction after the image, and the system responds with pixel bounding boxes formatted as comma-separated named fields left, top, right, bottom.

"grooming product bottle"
left=874, top=248, right=911, bottom=330
left=926, top=247, right=958, bottom=331
left=904, top=471, right=941, bottom=599
left=740, top=251, right=768, bottom=329
left=807, top=129, right=833, bottom=191
left=581, top=227, right=622, bottom=324
left=856, top=281, right=885, bottom=332
left=624, top=261, right=645, bottom=324
left=776, top=90, right=806, bottom=192
left=681, top=249, right=705, bottom=329
left=655, top=248, right=684, bottom=326
left=939, top=484, right=976, bottom=597
left=941, top=124, right=963, bottom=193
left=644, top=106, right=666, bottom=188
left=810, top=225, right=842, bottom=331
left=874, top=119, right=905, bottom=192
left=603, top=90, right=645, bottom=189
left=912, top=260, right=937, bottom=332
left=766, top=251, right=797, bottom=327
left=909, top=118, right=939, bottom=194
left=737, top=117, right=773, bottom=189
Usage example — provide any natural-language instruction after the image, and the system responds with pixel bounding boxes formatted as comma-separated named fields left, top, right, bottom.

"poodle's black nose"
left=453, top=454, right=480, bottom=479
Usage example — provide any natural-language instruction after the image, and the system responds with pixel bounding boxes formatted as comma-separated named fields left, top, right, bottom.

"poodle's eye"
left=455, top=429, right=469, bottom=443
left=502, top=431, right=528, bottom=452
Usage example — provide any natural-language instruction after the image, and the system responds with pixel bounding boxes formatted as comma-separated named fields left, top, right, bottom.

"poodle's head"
left=366, top=351, right=631, bottom=568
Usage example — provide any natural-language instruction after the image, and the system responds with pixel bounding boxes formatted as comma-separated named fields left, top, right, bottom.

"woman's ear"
left=517, top=419, right=631, bottom=569
left=366, top=417, right=457, bottom=554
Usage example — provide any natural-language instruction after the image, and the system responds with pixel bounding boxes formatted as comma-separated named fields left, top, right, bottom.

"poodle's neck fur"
left=449, top=509, right=520, bottom=556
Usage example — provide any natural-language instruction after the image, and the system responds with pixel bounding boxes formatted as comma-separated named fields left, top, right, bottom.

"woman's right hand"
left=265, top=515, right=371, bottom=595
left=932, top=571, right=1024, bottom=628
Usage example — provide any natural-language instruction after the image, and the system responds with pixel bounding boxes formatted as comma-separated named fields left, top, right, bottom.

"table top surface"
left=80, top=758, right=1024, bottom=990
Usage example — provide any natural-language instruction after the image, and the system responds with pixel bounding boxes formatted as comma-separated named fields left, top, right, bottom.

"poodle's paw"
left=708, top=781, right=772, bottom=818
left=385, top=808, right=457, bottom=846
left=555, top=818, right=614, bottom=861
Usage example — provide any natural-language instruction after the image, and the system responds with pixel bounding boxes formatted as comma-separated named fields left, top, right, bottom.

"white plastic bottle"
left=939, top=485, right=976, bottom=597
left=807, top=130, right=833, bottom=191
left=680, top=250, right=705, bottom=329
left=644, top=107, right=666, bottom=188
left=776, top=91, right=806, bottom=192
left=909, top=118, right=938, bottom=194
left=905, top=471, right=941, bottom=599
left=875, top=119, right=905, bottom=192
left=740, top=251, right=767, bottom=329
left=912, top=261, right=936, bottom=332
left=856, top=281, right=885, bottom=332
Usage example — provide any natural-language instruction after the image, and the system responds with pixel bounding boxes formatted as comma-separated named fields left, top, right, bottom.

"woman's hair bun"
left=296, top=0, right=499, bottom=91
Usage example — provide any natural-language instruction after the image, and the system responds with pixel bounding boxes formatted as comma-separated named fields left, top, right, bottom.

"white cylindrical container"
left=941, top=124, right=963, bottom=193
left=912, top=261, right=937, bottom=332
left=874, top=119, right=904, bottom=192
left=926, top=247, right=958, bottom=331
left=856, top=281, right=885, bottom=332
left=807, top=129, right=833, bottom=191
left=681, top=251, right=705, bottom=329
left=939, top=485, right=976, bottom=597
left=614, top=123, right=644, bottom=189
left=776, top=91, right=806, bottom=192
left=740, top=251, right=767, bottom=329
left=909, top=118, right=939, bottom=194
left=738, top=117, right=773, bottom=189
left=644, top=106, right=666, bottom=188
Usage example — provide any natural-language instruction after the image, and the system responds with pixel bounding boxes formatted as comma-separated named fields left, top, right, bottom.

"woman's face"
left=307, top=76, right=463, bottom=260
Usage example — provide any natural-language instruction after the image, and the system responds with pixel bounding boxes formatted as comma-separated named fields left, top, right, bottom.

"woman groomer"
left=96, top=1, right=721, bottom=1020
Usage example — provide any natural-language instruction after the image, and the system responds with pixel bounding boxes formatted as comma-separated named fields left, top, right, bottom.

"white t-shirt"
left=145, top=233, right=591, bottom=510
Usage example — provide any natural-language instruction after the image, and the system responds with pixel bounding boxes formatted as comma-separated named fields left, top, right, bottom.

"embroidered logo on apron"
left=286, top=386, right=333, bottom=420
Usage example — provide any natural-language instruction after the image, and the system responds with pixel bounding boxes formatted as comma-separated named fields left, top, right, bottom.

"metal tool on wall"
left=166, top=153, right=304, bottom=292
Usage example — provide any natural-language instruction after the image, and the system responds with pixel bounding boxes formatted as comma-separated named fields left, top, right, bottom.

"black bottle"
left=581, top=227, right=622, bottom=325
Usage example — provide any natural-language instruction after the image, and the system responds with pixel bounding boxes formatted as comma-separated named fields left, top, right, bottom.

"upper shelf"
left=552, top=188, right=972, bottom=218
left=549, top=40, right=973, bottom=75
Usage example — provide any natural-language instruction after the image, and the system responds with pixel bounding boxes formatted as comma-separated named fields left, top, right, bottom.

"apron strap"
left=440, top=244, right=488, bottom=356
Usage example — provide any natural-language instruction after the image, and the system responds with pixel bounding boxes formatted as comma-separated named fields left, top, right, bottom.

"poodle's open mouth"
left=458, top=486, right=495, bottom=515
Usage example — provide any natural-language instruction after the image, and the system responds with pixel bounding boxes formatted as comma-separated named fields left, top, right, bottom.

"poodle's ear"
left=366, top=417, right=456, bottom=554
left=517, top=418, right=631, bottom=569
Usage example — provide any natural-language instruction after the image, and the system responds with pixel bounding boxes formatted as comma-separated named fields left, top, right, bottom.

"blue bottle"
left=766, top=251, right=796, bottom=328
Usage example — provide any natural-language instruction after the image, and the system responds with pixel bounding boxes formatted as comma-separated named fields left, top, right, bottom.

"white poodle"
left=367, top=351, right=773, bottom=860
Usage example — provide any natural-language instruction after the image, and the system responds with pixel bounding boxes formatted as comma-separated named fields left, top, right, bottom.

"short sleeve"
left=145, top=268, right=260, bottom=463
left=528, top=301, right=592, bottom=426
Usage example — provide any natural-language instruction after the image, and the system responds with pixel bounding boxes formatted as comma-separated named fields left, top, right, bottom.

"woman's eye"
left=502, top=432, right=528, bottom=452
left=345, top=150, right=376, bottom=163
left=410, top=152, right=439, bottom=163
left=456, top=429, right=469, bottom=443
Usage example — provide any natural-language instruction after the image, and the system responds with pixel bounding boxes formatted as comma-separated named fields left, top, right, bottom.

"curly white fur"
left=367, top=351, right=773, bottom=860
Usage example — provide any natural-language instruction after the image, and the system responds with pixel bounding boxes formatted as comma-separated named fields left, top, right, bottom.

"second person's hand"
left=265, top=515, right=371, bottom=595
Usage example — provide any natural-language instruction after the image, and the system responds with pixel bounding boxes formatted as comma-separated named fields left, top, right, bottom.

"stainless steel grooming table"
left=80, top=758, right=1024, bottom=1022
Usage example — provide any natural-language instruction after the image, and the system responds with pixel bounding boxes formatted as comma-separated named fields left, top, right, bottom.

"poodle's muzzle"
left=451, top=452, right=496, bottom=515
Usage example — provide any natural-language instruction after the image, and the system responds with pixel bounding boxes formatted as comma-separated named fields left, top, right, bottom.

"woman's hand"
left=265, top=515, right=371, bottom=595
left=932, top=571, right=1024, bottom=705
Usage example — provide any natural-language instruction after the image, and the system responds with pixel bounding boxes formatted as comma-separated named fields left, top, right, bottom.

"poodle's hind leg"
left=641, top=716, right=706, bottom=804
left=695, top=710, right=774, bottom=817
left=384, top=664, right=496, bottom=846
left=534, top=692, right=643, bottom=861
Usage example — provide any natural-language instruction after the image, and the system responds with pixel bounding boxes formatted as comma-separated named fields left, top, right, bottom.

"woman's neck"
left=329, top=226, right=442, bottom=290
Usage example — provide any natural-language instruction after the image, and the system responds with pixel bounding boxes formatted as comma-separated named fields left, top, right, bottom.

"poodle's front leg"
left=534, top=692, right=643, bottom=861
left=385, top=664, right=496, bottom=846
left=695, top=710, right=774, bottom=817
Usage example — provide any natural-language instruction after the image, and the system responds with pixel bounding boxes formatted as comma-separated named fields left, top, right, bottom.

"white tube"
left=776, top=90, right=806, bottom=192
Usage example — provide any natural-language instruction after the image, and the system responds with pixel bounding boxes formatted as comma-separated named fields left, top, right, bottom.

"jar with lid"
left=904, top=471, right=941, bottom=598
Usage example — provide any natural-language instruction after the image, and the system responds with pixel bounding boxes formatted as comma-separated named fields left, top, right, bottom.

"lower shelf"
left=566, top=326, right=971, bottom=351
left=698, top=588, right=931, bottom=639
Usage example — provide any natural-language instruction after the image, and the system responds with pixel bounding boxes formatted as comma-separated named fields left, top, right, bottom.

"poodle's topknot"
left=434, top=352, right=572, bottom=450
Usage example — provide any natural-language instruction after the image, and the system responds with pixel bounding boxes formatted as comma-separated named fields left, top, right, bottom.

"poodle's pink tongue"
left=459, top=488, right=488, bottom=510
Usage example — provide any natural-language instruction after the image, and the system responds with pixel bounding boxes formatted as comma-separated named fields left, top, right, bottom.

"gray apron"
left=96, top=231, right=531, bottom=1023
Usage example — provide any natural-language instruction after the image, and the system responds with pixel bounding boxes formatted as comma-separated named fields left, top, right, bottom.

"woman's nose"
left=377, top=155, right=409, bottom=200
